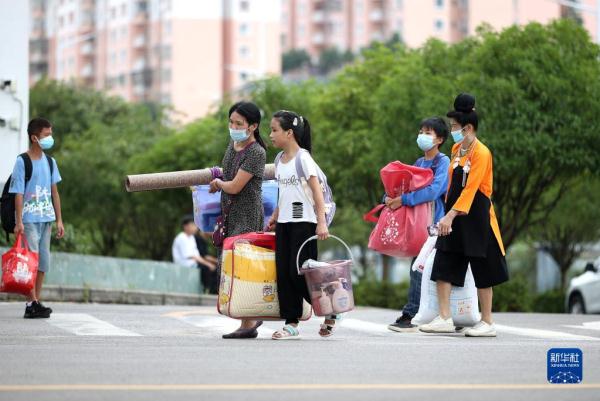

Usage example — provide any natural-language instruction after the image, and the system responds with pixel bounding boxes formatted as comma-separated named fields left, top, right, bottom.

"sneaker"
left=388, top=313, right=418, bottom=332
left=23, top=301, right=51, bottom=319
left=464, top=321, right=496, bottom=337
left=419, top=315, right=455, bottom=333
left=37, top=301, right=53, bottom=315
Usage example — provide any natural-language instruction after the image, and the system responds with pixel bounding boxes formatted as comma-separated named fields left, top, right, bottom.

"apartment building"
left=281, top=0, right=599, bottom=58
left=38, top=0, right=281, bottom=121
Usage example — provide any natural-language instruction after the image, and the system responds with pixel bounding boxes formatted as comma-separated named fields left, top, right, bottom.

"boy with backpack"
left=386, top=117, right=450, bottom=332
left=2, top=117, right=64, bottom=318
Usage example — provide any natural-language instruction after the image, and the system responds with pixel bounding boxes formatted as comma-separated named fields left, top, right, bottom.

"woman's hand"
left=316, top=221, right=329, bottom=241
left=209, top=179, right=222, bottom=193
left=437, top=211, right=456, bottom=236
left=265, top=218, right=277, bottom=232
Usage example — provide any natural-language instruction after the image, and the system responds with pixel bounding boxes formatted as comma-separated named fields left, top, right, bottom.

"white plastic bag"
left=412, top=235, right=437, bottom=272
left=411, top=249, right=481, bottom=327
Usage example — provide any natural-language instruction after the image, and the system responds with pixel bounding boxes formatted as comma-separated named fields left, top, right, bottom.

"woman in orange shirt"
left=419, top=93, right=509, bottom=337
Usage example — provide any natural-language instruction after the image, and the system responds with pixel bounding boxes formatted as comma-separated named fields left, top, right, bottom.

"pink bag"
left=1, top=234, right=39, bottom=296
left=363, top=161, right=434, bottom=258
left=380, top=161, right=433, bottom=196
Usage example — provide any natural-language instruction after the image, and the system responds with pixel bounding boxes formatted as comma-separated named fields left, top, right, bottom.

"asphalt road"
left=0, top=302, right=598, bottom=401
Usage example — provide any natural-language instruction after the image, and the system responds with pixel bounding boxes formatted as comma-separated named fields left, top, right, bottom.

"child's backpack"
left=274, top=149, right=336, bottom=226
left=0, top=153, right=54, bottom=241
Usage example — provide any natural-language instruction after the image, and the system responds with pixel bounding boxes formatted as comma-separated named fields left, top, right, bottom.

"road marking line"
left=564, top=321, right=600, bottom=332
left=341, top=318, right=458, bottom=338
left=46, top=313, right=140, bottom=337
left=0, top=383, right=599, bottom=392
left=495, top=324, right=599, bottom=341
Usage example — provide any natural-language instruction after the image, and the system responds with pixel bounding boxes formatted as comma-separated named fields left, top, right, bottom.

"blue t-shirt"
left=9, top=155, right=62, bottom=224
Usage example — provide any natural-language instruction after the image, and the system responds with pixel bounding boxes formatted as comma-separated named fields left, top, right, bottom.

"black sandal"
left=222, top=321, right=263, bottom=339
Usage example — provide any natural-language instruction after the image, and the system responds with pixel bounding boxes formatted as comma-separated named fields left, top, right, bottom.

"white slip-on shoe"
left=464, top=321, right=497, bottom=337
left=418, top=315, right=455, bottom=333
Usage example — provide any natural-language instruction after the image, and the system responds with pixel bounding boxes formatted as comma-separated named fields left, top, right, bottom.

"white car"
left=566, top=262, right=600, bottom=314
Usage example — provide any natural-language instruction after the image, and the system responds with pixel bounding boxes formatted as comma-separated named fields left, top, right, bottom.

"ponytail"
left=273, top=110, right=312, bottom=153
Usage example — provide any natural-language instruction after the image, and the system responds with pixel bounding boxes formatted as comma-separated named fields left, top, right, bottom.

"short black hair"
left=181, top=215, right=195, bottom=227
left=420, top=117, right=449, bottom=147
left=27, top=117, right=52, bottom=143
left=447, top=93, right=478, bottom=131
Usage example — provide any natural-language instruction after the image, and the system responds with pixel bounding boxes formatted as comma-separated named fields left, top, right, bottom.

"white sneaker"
left=464, top=321, right=497, bottom=337
left=418, top=315, right=455, bottom=333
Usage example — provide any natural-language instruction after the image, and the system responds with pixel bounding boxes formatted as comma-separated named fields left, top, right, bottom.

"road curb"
left=0, top=285, right=217, bottom=306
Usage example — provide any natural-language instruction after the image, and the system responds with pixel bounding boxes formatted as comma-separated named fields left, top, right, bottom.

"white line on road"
left=46, top=313, right=141, bottom=336
left=563, top=321, right=600, bottom=332
left=341, top=318, right=458, bottom=339
left=495, top=324, right=599, bottom=341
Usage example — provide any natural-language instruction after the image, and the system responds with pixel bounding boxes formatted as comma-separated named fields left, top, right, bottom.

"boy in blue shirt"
left=10, top=118, right=64, bottom=319
left=386, top=117, right=450, bottom=332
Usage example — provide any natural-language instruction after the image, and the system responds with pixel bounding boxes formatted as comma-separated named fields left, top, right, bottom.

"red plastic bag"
left=364, top=204, right=431, bottom=258
left=380, top=161, right=433, bottom=197
left=363, top=161, right=434, bottom=258
left=1, top=234, right=39, bottom=296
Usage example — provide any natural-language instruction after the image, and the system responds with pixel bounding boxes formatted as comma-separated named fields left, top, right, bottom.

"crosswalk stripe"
left=563, top=321, right=600, bottom=332
left=46, top=313, right=141, bottom=336
left=495, top=324, right=599, bottom=341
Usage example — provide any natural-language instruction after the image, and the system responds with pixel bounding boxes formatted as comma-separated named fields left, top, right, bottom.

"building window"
left=163, top=21, right=172, bottom=35
left=59, top=16, right=64, bottom=28
left=298, top=25, right=305, bottom=38
left=110, top=7, right=116, bottom=19
left=298, top=2, right=305, bottom=16
left=110, top=29, right=117, bottom=42
left=240, top=46, right=250, bottom=58
left=161, top=69, right=171, bottom=83
left=240, top=23, right=249, bottom=35
left=435, top=19, right=444, bottom=31
left=121, top=4, right=127, bottom=16
left=121, top=26, right=128, bottom=38
left=120, top=50, right=127, bottom=64
left=110, top=52, right=117, bottom=65
left=435, top=0, right=444, bottom=8
left=240, top=72, right=248, bottom=81
left=240, top=0, right=249, bottom=12
left=162, top=45, right=172, bottom=59
left=396, top=0, right=403, bottom=9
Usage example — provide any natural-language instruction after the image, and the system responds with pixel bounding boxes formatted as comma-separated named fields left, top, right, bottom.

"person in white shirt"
left=172, top=216, right=217, bottom=289
left=266, top=110, right=337, bottom=340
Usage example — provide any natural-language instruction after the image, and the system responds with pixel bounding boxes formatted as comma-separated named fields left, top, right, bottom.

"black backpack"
left=0, top=153, right=54, bottom=241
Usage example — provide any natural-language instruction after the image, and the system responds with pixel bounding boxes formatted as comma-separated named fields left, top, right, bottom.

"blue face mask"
left=451, top=127, right=465, bottom=144
left=229, top=128, right=249, bottom=142
left=38, top=136, right=54, bottom=150
left=417, top=133, right=435, bottom=151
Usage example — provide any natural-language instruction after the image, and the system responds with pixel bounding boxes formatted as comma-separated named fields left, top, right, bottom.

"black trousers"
left=198, top=264, right=219, bottom=294
left=275, top=222, right=317, bottom=324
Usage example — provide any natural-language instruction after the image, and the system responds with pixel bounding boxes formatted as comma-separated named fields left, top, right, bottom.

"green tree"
left=370, top=20, right=600, bottom=249
left=282, top=49, right=311, bottom=72
left=534, top=176, right=600, bottom=289
left=30, top=80, right=172, bottom=257
left=318, top=47, right=355, bottom=75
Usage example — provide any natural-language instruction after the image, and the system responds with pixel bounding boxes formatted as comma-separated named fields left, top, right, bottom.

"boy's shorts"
left=23, top=222, right=53, bottom=273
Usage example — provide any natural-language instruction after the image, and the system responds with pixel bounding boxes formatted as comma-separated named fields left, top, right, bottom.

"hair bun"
left=453, top=93, right=476, bottom=113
